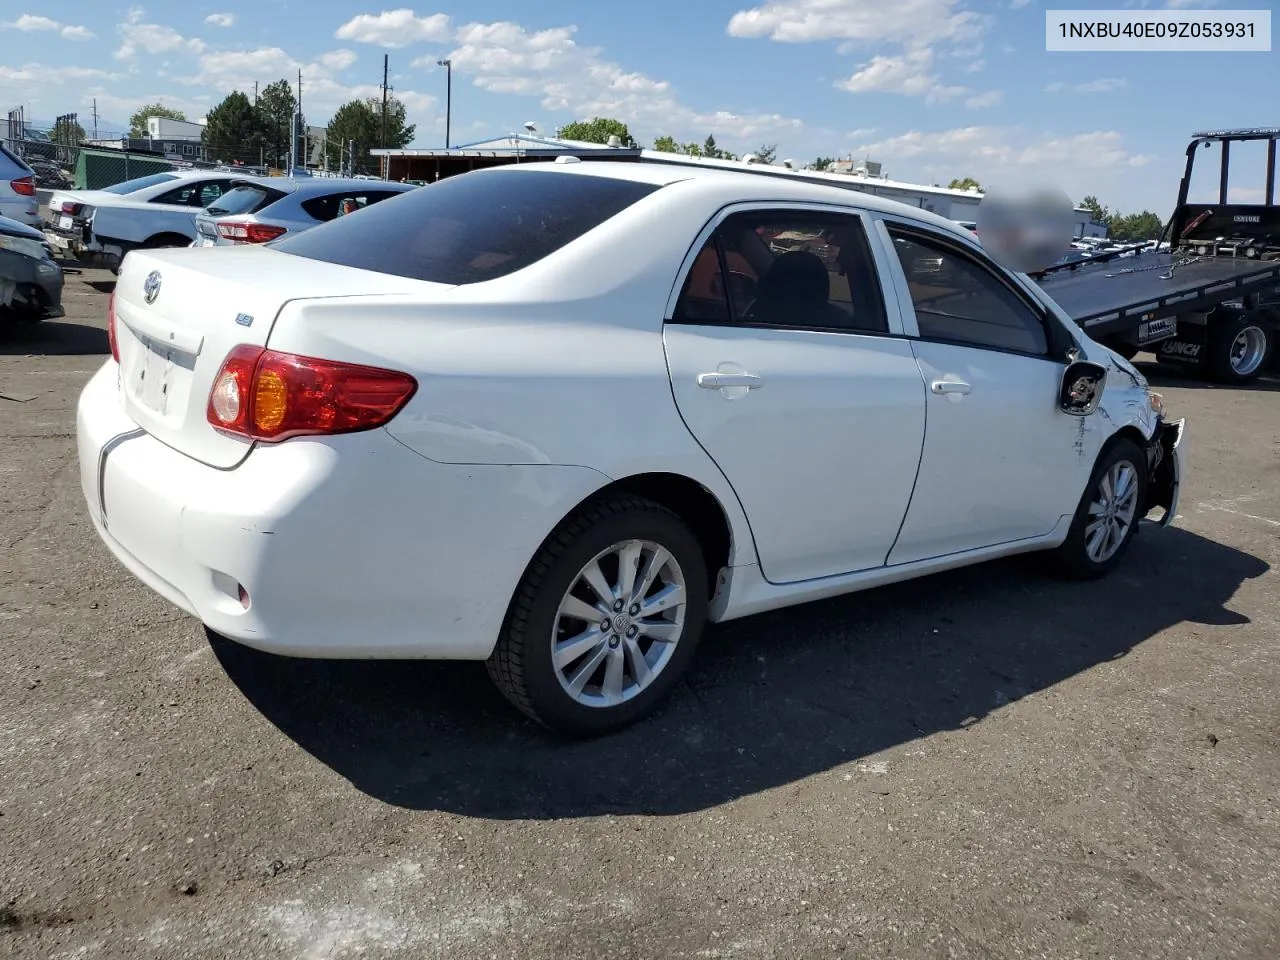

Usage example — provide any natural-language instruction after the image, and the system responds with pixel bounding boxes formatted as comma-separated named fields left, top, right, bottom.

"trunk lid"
left=112, top=246, right=441, bottom=469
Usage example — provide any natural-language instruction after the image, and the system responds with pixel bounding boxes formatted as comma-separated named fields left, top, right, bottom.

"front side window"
left=887, top=228, right=1049, bottom=355
left=672, top=209, right=888, bottom=333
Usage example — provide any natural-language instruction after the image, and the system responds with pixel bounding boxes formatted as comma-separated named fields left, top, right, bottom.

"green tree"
left=754, top=143, right=778, bottom=165
left=558, top=117, right=637, bottom=147
left=256, top=78, right=298, bottom=169
left=703, top=135, right=738, bottom=160
left=653, top=134, right=678, bottom=153
left=1080, top=194, right=1109, bottom=223
left=129, top=102, right=187, bottom=138
left=948, top=176, right=983, bottom=191
left=811, top=156, right=834, bottom=171
left=202, top=91, right=262, bottom=165
left=324, top=96, right=415, bottom=174
left=52, top=116, right=86, bottom=145
left=1109, top=210, right=1165, bottom=242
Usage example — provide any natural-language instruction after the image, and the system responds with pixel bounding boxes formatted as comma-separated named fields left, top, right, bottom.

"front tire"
left=1050, top=437, right=1148, bottom=580
left=487, top=495, right=709, bottom=736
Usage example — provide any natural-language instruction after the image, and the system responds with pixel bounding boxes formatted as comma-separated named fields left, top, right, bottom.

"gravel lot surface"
left=2, top=265, right=1279, bottom=959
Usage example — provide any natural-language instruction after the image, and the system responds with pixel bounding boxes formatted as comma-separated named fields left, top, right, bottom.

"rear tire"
left=1050, top=437, right=1148, bottom=580
left=487, top=494, right=709, bottom=737
left=1204, top=312, right=1274, bottom=385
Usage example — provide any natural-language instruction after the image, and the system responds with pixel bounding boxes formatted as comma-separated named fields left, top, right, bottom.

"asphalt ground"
left=2, top=265, right=1279, bottom=959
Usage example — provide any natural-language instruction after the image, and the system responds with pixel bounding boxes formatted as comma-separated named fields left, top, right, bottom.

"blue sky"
left=2, top=1, right=1275, bottom=215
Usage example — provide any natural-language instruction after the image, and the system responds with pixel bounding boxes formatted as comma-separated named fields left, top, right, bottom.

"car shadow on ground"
left=0, top=317, right=109, bottom=356
left=212, top=525, right=1266, bottom=820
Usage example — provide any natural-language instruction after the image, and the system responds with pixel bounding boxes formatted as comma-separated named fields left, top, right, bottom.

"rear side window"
left=299, top=189, right=408, bottom=223
left=208, top=184, right=289, bottom=216
left=101, top=173, right=179, bottom=195
left=271, top=169, right=661, bottom=284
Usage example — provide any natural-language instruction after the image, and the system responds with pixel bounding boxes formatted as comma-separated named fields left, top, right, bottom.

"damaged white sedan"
left=76, top=161, right=1185, bottom=735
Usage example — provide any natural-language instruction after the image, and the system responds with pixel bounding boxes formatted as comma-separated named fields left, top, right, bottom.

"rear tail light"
left=215, top=221, right=287, bottom=244
left=10, top=176, right=35, bottom=197
left=207, top=345, right=417, bottom=442
left=107, top=290, right=120, bottom=363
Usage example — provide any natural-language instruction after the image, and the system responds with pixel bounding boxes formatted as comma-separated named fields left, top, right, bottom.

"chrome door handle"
left=697, top=372, right=763, bottom=390
left=931, top=379, right=972, bottom=396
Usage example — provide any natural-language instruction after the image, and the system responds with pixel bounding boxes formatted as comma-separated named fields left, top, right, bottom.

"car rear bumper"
left=1143, top=418, right=1186, bottom=525
left=75, top=361, right=607, bottom=660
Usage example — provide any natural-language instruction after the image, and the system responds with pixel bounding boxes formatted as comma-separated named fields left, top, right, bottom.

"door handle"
left=697, top=372, right=763, bottom=390
left=931, top=379, right=972, bottom=396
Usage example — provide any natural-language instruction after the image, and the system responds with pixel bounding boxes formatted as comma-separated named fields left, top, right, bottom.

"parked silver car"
left=191, top=176, right=417, bottom=246
left=0, top=144, right=40, bottom=228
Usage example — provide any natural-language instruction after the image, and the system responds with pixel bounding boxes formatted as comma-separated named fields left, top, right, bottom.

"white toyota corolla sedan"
left=77, top=160, right=1185, bottom=735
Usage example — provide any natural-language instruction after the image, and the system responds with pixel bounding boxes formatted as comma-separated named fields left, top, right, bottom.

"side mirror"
left=1059, top=360, right=1107, bottom=416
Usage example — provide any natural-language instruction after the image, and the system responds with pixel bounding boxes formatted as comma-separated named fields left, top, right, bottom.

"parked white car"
left=76, top=162, right=1185, bottom=735
left=45, top=170, right=246, bottom=271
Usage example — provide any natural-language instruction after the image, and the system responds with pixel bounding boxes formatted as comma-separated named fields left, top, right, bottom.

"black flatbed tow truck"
left=1030, top=126, right=1280, bottom=384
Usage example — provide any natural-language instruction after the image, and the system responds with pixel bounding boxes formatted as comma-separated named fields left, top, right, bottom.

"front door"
left=663, top=206, right=928, bottom=584
left=875, top=221, right=1100, bottom=565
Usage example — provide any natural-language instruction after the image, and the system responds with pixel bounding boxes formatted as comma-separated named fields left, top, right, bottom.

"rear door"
left=662, top=205, right=927, bottom=585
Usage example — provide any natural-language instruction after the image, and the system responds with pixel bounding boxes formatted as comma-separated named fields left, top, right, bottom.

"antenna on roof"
left=523, top=121, right=538, bottom=134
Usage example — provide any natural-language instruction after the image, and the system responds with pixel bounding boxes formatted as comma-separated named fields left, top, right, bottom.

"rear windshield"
left=270, top=169, right=661, bottom=285
left=102, top=173, right=180, bottom=195
left=208, top=184, right=289, bottom=216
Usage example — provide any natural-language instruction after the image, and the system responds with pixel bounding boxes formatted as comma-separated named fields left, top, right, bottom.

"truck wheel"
left=1205, top=313, right=1274, bottom=385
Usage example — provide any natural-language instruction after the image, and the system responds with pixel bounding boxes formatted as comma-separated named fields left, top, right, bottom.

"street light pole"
left=437, top=58, right=452, bottom=149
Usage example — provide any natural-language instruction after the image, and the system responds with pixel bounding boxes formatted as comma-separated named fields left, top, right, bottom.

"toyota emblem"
left=143, top=270, right=161, bottom=305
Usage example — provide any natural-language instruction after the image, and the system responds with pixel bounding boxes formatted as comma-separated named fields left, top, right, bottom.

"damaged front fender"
left=1143, top=418, right=1186, bottom=526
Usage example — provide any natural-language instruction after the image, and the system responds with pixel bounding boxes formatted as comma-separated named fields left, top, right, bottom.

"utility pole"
left=253, top=81, right=258, bottom=105
left=437, top=58, right=452, bottom=149
left=91, top=98, right=99, bottom=139
left=380, top=54, right=389, bottom=150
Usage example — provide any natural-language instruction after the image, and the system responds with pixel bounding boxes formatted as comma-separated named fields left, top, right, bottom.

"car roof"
left=0, top=213, right=44, bottom=239
left=479, top=161, right=976, bottom=240
left=221, top=175, right=417, bottom=196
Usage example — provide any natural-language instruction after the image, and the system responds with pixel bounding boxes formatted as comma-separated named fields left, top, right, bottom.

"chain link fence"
left=4, top=106, right=391, bottom=195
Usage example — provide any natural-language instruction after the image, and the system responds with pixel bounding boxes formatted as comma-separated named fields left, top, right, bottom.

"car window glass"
left=300, top=189, right=409, bottom=222
left=198, top=182, right=226, bottom=206
left=672, top=240, right=731, bottom=323
left=888, top=229, right=1049, bottom=355
left=680, top=211, right=887, bottom=333
left=101, top=173, right=180, bottom=195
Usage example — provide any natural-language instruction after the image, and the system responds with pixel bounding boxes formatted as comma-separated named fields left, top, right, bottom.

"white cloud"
left=965, top=90, right=1003, bottom=109
left=335, top=9, right=452, bottom=47
left=431, top=19, right=802, bottom=146
left=116, top=18, right=206, bottom=60
left=2, top=14, right=95, bottom=38
left=320, top=49, right=358, bottom=71
left=175, top=46, right=432, bottom=120
left=846, top=127, right=1155, bottom=198
left=727, top=0, right=987, bottom=49
left=1045, top=78, right=1128, bottom=93
left=204, top=13, right=236, bottom=27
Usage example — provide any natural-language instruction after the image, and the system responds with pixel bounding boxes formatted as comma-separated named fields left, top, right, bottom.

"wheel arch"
left=143, top=231, right=192, bottom=248
left=577, top=472, right=737, bottom=595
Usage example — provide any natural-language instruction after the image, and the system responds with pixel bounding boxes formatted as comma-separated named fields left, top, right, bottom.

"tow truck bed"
left=1036, top=251, right=1280, bottom=337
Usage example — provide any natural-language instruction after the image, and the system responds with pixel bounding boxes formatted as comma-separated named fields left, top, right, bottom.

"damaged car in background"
left=0, top=214, right=63, bottom=322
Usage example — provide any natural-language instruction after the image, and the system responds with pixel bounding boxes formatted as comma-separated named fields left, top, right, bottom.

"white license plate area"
left=58, top=215, right=74, bottom=230
left=131, top=338, right=176, bottom=414
left=1137, top=317, right=1177, bottom=345
left=192, top=236, right=216, bottom=248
